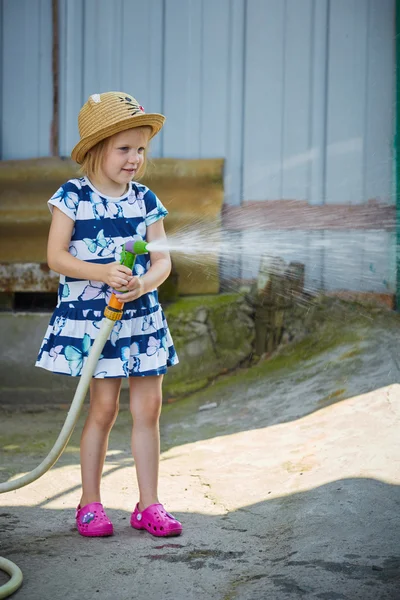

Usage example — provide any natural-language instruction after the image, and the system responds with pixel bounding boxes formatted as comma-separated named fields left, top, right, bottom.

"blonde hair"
left=79, top=128, right=150, bottom=181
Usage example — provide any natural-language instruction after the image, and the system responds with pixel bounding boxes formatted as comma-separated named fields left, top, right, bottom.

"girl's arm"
left=47, top=207, right=133, bottom=289
left=116, top=218, right=171, bottom=303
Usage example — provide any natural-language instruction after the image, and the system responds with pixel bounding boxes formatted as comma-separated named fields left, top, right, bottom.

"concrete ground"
left=1, top=302, right=400, bottom=600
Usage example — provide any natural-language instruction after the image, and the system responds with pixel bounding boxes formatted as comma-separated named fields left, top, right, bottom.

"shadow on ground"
left=1, top=478, right=399, bottom=600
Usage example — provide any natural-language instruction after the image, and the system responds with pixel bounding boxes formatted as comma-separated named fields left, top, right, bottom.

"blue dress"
left=35, top=176, right=179, bottom=378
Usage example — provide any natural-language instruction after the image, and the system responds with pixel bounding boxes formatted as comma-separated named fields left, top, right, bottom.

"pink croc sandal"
left=130, top=503, right=182, bottom=537
left=76, top=502, right=113, bottom=537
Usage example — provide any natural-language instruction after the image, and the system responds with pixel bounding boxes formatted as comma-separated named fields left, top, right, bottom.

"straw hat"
left=71, top=92, right=166, bottom=164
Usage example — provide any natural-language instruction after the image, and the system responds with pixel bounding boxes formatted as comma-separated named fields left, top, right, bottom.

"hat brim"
left=71, top=113, right=165, bottom=164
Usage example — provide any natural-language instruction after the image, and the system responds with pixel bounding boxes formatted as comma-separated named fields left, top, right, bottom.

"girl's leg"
left=129, top=375, right=163, bottom=510
left=79, top=378, right=121, bottom=507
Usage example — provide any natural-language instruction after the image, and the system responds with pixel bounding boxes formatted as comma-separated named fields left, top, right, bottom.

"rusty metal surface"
left=0, top=263, right=58, bottom=292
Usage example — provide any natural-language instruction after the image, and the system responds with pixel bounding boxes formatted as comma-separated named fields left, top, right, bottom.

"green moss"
left=339, top=348, right=362, bottom=360
left=184, top=321, right=364, bottom=398
left=164, top=293, right=240, bottom=319
left=294, top=373, right=311, bottom=384
left=161, top=293, right=252, bottom=396
left=164, top=378, right=210, bottom=399
left=0, top=416, right=83, bottom=456
left=258, top=330, right=357, bottom=374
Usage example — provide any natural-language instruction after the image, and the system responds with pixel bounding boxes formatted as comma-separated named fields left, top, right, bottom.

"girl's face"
left=96, top=127, right=150, bottom=196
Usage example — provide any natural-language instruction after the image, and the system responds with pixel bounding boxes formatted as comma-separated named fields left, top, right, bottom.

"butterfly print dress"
left=35, top=177, right=179, bottom=378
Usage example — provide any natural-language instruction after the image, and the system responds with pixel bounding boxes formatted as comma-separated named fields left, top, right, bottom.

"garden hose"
left=0, top=241, right=148, bottom=598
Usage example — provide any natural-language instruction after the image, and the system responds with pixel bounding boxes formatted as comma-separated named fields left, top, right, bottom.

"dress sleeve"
left=143, top=188, right=168, bottom=227
left=47, top=180, right=80, bottom=222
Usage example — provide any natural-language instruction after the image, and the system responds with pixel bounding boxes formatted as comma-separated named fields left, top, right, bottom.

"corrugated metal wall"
left=243, top=0, right=394, bottom=207
left=2, top=0, right=394, bottom=206
left=0, top=0, right=396, bottom=293
left=56, top=0, right=396, bottom=208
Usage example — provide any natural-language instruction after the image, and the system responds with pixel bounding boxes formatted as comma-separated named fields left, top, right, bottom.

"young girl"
left=36, top=91, right=182, bottom=538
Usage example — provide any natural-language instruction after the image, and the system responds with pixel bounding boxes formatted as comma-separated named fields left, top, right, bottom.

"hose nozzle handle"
left=104, top=240, right=148, bottom=321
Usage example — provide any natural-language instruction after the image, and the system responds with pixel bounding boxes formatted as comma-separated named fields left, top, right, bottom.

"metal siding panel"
left=38, top=0, right=54, bottom=155
left=59, top=0, right=84, bottom=157
left=200, top=0, right=230, bottom=157
left=163, top=0, right=202, bottom=158
left=309, top=0, right=329, bottom=206
left=83, top=0, right=123, bottom=98
left=323, top=231, right=365, bottom=291
left=148, top=0, right=164, bottom=158
left=121, top=0, right=163, bottom=158
left=388, top=231, right=396, bottom=293
left=219, top=231, right=243, bottom=282
left=281, top=0, right=313, bottom=201
left=2, top=0, right=31, bottom=155
left=364, top=0, right=395, bottom=204
left=361, top=231, right=395, bottom=293
left=307, top=231, right=324, bottom=291
left=2, top=0, right=53, bottom=159
left=0, top=1, right=2, bottom=158
left=225, top=0, right=245, bottom=206
left=326, top=0, right=369, bottom=205
left=243, top=0, right=285, bottom=201
left=240, top=229, right=270, bottom=280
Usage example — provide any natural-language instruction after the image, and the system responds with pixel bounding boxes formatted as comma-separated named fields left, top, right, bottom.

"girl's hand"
left=101, top=262, right=133, bottom=289
left=115, top=276, right=145, bottom=303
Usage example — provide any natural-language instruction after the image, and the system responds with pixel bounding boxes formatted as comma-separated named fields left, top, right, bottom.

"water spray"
left=0, top=240, right=148, bottom=599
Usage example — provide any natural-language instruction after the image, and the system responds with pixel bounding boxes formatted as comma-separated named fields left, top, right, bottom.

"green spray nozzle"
left=119, top=240, right=149, bottom=269
left=125, top=240, right=148, bottom=255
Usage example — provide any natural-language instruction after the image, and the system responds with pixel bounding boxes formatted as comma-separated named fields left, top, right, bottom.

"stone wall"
left=0, top=294, right=254, bottom=407
left=162, top=294, right=254, bottom=398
